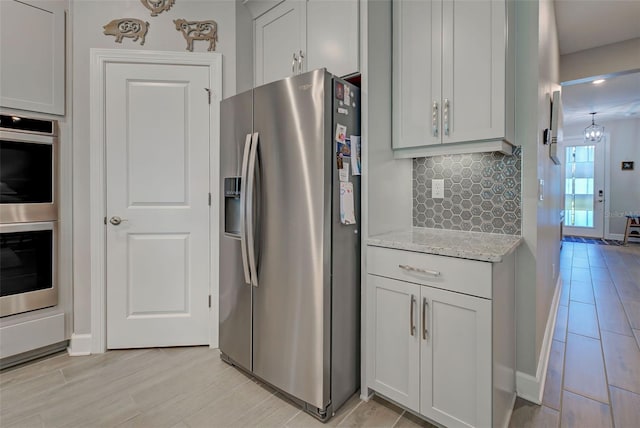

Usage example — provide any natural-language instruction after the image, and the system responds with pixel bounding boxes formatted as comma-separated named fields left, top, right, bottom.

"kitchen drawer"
left=367, top=246, right=492, bottom=299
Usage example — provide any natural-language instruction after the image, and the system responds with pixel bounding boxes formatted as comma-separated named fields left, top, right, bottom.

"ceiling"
left=555, top=0, right=640, bottom=124
left=554, top=0, right=640, bottom=55
left=561, top=72, right=640, bottom=124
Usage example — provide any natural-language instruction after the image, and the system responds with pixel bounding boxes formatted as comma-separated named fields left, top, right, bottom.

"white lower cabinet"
left=366, top=246, right=515, bottom=428
left=420, top=285, right=491, bottom=427
left=367, top=275, right=421, bottom=411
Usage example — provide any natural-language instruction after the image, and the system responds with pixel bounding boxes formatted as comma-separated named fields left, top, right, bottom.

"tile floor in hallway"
left=1, top=242, right=638, bottom=428
left=509, top=241, right=640, bottom=428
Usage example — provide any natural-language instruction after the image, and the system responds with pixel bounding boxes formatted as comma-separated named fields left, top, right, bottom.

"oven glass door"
left=0, top=222, right=56, bottom=317
left=0, top=139, right=53, bottom=204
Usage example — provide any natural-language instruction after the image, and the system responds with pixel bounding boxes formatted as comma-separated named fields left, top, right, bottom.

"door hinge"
left=205, top=88, right=211, bottom=104
left=208, top=192, right=211, bottom=206
left=104, top=216, right=107, bottom=225
left=208, top=295, right=212, bottom=308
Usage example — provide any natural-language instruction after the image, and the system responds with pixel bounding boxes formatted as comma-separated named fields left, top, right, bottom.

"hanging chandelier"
left=584, top=112, right=604, bottom=143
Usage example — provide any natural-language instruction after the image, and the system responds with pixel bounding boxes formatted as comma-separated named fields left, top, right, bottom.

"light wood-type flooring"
left=509, top=241, right=640, bottom=427
left=1, top=242, right=639, bottom=428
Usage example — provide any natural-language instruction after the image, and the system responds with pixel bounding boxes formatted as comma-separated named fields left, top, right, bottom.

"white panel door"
left=392, top=0, right=441, bottom=149
left=105, top=62, right=211, bottom=348
left=254, top=0, right=306, bottom=86
left=420, top=286, right=492, bottom=428
left=0, top=0, right=65, bottom=114
left=367, top=275, right=421, bottom=413
left=441, top=0, right=506, bottom=144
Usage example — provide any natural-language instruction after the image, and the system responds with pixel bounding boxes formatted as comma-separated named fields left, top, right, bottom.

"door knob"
left=109, top=216, right=127, bottom=225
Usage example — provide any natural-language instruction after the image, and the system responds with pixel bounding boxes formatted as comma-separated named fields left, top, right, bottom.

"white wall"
left=235, top=0, right=254, bottom=93
left=515, top=0, right=562, bottom=385
left=71, top=0, right=237, bottom=337
left=564, top=118, right=640, bottom=236
left=363, top=0, right=412, bottom=236
left=560, top=38, right=640, bottom=83
left=535, top=0, right=562, bottom=378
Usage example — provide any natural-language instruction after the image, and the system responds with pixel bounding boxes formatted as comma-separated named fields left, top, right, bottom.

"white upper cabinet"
left=307, top=0, right=359, bottom=78
left=393, top=0, right=440, bottom=148
left=392, top=0, right=514, bottom=157
left=254, top=0, right=307, bottom=87
left=253, top=0, right=359, bottom=87
left=0, top=0, right=66, bottom=115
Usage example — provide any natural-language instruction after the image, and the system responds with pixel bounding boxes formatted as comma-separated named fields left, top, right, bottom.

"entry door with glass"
left=563, top=140, right=605, bottom=238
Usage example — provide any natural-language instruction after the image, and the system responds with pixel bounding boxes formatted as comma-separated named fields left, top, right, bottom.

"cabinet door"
left=367, top=275, right=420, bottom=412
left=307, top=0, right=359, bottom=77
left=420, top=286, right=492, bottom=428
left=0, top=0, right=65, bottom=115
left=254, top=0, right=307, bottom=87
left=441, top=0, right=506, bottom=144
left=392, top=0, right=441, bottom=149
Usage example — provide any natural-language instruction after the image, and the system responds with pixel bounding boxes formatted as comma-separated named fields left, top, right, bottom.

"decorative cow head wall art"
left=173, top=19, right=218, bottom=52
left=140, top=0, right=175, bottom=17
left=103, top=19, right=149, bottom=45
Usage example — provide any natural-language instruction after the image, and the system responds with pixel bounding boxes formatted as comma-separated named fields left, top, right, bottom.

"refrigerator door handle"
left=239, top=133, right=252, bottom=285
left=246, top=132, right=260, bottom=287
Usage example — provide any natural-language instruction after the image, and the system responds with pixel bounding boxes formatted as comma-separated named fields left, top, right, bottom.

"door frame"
left=561, top=135, right=609, bottom=239
left=89, top=49, right=222, bottom=353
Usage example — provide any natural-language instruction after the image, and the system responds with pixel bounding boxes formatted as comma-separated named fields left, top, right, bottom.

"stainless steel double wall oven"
left=0, top=114, right=58, bottom=317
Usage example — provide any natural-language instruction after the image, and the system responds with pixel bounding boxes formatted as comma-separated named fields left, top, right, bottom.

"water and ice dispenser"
left=224, top=177, right=241, bottom=237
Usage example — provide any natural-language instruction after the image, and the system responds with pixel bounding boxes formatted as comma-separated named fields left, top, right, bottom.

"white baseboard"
left=360, top=389, right=374, bottom=402
left=67, top=333, right=92, bottom=356
left=501, top=393, right=517, bottom=428
left=606, top=233, right=624, bottom=241
left=516, top=275, right=562, bottom=404
left=0, top=313, right=65, bottom=359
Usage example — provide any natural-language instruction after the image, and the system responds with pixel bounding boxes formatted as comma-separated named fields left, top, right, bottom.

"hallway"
left=510, top=241, right=640, bottom=427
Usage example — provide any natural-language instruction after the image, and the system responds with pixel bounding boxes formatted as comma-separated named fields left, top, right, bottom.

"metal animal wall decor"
left=140, top=0, right=175, bottom=17
left=173, top=19, right=218, bottom=52
left=103, top=18, right=149, bottom=45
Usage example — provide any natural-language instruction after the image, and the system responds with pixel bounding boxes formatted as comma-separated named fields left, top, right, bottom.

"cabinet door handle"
left=399, top=264, right=441, bottom=277
left=443, top=98, right=450, bottom=136
left=410, top=295, right=416, bottom=336
left=298, top=50, right=304, bottom=74
left=432, top=101, right=439, bottom=137
left=292, top=52, right=298, bottom=74
left=422, top=297, right=429, bottom=340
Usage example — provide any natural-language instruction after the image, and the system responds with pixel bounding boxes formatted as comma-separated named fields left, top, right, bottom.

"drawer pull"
left=399, top=264, right=441, bottom=277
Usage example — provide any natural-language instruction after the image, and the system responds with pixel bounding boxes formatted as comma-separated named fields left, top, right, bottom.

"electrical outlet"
left=432, top=179, right=445, bottom=199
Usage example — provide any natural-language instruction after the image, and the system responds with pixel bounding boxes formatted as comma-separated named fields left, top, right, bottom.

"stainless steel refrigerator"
left=219, top=69, right=360, bottom=420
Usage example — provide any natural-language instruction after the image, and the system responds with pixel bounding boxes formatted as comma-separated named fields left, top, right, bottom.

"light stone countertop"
left=367, top=228, right=523, bottom=263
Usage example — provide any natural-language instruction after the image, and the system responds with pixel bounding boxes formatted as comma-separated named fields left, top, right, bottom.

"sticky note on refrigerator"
left=340, top=182, right=356, bottom=225
left=339, top=163, right=349, bottom=182
left=350, top=136, right=361, bottom=175
left=335, top=123, right=347, bottom=144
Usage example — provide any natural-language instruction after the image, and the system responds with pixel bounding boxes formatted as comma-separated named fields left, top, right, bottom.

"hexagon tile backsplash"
left=413, top=148, right=522, bottom=235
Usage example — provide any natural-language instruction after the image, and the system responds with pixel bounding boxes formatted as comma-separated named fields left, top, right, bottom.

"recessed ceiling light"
left=593, top=79, right=605, bottom=85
